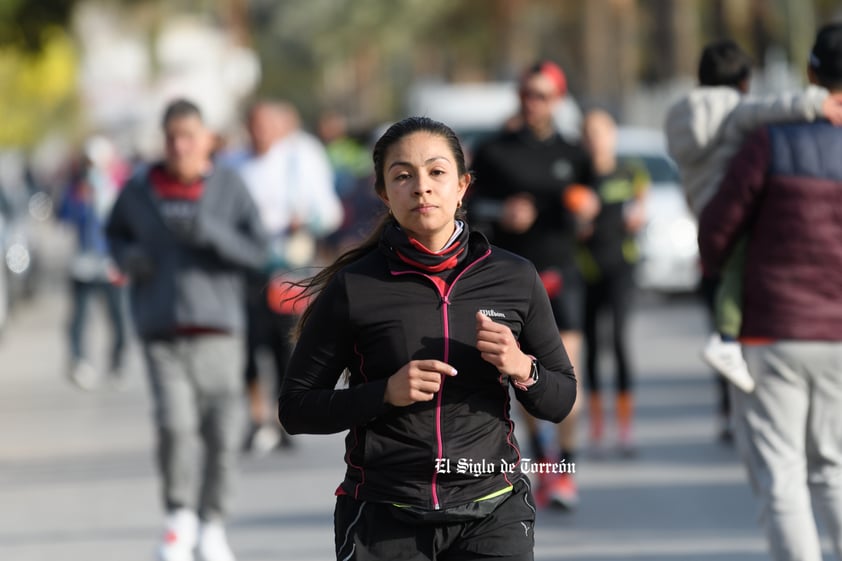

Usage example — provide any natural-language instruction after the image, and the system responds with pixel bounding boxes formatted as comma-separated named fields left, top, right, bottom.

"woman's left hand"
left=475, top=311, right=532, bottom=384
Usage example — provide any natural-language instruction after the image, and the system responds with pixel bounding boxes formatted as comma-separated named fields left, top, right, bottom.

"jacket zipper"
left=392, top=248, right=491, bottom=510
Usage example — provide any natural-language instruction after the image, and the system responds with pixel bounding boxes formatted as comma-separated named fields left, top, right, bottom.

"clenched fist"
left=475, top=312, right=532, bottom=384
left=384, top=360, right=458, bottom=407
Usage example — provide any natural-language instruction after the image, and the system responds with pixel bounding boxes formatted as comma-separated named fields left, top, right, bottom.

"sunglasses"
left=519, top=89, right=555, bottom=102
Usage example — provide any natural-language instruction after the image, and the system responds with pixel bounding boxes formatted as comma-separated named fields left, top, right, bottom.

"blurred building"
left=74, top=1, right=259, bottom=159
left=7, top=0, right=842, bottom=169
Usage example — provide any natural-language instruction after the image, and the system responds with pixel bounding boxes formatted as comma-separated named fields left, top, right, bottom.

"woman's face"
left=379, top=131, right=469, bottom=251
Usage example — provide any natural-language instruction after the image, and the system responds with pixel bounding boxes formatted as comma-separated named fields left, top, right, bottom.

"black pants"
left=334, top=480, right=535, bottom=561
left=244, top=274, right=296, bottom=400
left=68, top=279, right=126, bottom=370
left=583, top=266, right=634, bottom=394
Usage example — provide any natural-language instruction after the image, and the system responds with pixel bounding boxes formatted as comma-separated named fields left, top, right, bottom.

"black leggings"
left=244, top=274, right=296, bottom=399
left=583, top=266, right=634, bottom=394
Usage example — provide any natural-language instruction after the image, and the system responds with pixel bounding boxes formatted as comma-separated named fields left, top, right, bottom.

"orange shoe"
left=589, top=393, right=604, bottom=438
left=530, top=459, right=558, bottom=508
left=532, top=478, right=549, bottom=509
left=589, top=393, right=605, bottom=457
left=548, top=472, right=579, bottom=511
left=616, top=392, right=637, bottom=458
left=531, top=465, right=553, bottom=509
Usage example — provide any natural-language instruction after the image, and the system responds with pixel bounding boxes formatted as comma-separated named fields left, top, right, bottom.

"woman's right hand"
left=384, top=360, right=458, bottom=407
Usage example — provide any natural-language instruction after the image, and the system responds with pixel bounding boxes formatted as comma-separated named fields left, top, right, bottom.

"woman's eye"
left=394, top=172, right=410, bottom=180
left=431, top=169, right=446, bottom=176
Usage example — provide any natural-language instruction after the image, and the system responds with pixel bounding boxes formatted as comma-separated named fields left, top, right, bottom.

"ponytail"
left=288, top=212, right=390, bottom=340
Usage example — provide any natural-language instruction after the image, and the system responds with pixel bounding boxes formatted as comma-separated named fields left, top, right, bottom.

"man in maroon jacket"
left=698, top=23, right=842, bottom=561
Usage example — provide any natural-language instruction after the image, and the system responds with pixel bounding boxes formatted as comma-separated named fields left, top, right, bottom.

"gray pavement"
left=0, top=223, right=821, bottom=560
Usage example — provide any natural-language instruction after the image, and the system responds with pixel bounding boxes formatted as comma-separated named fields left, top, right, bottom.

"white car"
left=616, top=127, right=701, bottom=294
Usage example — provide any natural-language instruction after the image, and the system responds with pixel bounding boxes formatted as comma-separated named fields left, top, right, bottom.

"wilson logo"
left=479, top=309, right=506, bottom=318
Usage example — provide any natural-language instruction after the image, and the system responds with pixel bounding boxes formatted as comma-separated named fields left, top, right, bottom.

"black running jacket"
left=279, top=231, right=576, bottom=510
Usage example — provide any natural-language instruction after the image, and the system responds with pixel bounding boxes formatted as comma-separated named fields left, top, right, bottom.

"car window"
left=618, top=154, right=679, bottom=185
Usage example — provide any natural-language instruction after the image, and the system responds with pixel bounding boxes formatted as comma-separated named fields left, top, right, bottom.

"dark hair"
left=372, top=116, right=469, bottom=195
left=162, top=98, right=203, bottom=128
left=810, top=22, right=842, bottom=90
left=291, top=116, right=469, bottom=338
left=698, top=39, right=752, bottom=88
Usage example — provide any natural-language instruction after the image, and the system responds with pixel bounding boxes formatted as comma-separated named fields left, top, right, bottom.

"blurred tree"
left=247, top=0, right=601, bottom=128
left=815, top=0, right=842, bottom=21
left=0, top=0, right=82, bottom=147
left=774, top=0, right=816, bottom=71
left=4, top=0, right=832, bottom=146
left=248, top=0, right=469, bottom=127
left=0, top=0, right=79, bottom=51
left=581, top=0, right=641, bottom=116
left=0, top=28, right=78, bottom=147
left=638, top=0, right=834, bottom=84
left=705, top=0, right=839, bottom=73
left=638, top=0, right=702, bottom=83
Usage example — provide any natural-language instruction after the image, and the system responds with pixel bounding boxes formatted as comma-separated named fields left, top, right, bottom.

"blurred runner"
left=577, top=110, right=648, bottom=457
left=57, top=135, right=128, bottom=390
left=238, top=100, right=343, bottom=453
left=106, top=99, right=268, bottom=561
left=317, top=109, right=378, bottom=253
left=469, top=60, right=598, bottom=510
left=280, top=116, right=577, bottom=561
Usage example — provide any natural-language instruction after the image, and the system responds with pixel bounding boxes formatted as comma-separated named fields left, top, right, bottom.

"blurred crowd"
left=2, top=20, right=842, bottom=561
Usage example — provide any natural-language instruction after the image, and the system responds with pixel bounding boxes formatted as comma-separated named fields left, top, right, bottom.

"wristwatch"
left=513, top=355, right=539, bottom=391
left=527, top=355, right=539, bottom=384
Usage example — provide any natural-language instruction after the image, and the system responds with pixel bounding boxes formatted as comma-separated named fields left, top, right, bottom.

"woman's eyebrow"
left=387, top=156, right=451, bottom=170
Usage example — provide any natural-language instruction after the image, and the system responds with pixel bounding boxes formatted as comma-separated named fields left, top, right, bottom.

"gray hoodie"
left=106, top=164, right=268, bottom=340
left=664, top=85, right=827, bottom=217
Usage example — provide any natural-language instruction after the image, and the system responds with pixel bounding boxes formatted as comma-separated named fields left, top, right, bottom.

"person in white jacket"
left=664, top=39, right=842, bottom=440
left=238, top=100, right=343, bottom=453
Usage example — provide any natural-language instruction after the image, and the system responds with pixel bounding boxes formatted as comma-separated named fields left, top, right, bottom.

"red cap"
left=527, top=61, right=567, bottom=97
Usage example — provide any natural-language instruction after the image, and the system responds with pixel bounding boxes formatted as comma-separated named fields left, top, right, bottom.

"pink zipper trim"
left=501, top=388, right=519, bottom=487
left=346, top=344, right=368, bottom=498
left=432, top=299, right=449, bottom=509
left=392, top=248, right=491, bottom=509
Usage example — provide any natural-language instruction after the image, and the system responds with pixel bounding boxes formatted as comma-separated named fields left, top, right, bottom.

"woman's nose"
left=414, top=174, right=433, bottom=194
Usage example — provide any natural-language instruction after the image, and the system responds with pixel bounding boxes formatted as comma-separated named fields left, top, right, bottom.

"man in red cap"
left=470, top=60, right=598, bottom=510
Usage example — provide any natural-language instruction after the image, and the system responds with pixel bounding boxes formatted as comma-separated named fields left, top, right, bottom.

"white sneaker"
left=251, top=424, right=281, bottom=454
left=158, top=509, right=198, bottom=561
left=68, top=360, right=99, bottom=391
left=198, top=521, right=236, bottom=561
left=701, top=334, right=755, bottom=393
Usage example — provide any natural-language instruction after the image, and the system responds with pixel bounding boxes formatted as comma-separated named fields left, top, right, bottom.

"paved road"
left=0, top=223, right=818, bottom=561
